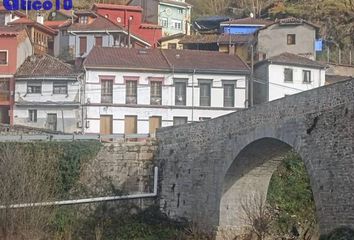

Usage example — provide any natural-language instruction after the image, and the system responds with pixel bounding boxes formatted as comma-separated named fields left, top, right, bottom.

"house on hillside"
left=67, top=10, right=151, bottom=59
left=257, top=18, right=321, bottom=61
left=0, top=25, right=32, bottom=125
left=128, top=0, right=192, bottom=36
left=14, top=55, right=82, bottom=133
left=253, top=52, right=326, bottom=104
left=83, top=47, right=250, bottom=136
left=92, top=3, right=162, bottom=47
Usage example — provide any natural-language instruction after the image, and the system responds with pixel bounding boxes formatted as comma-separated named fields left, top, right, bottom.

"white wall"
left=268, top=64, right=325, bottom=101
left=84, top=69, right=247, bottom=134
left=69, top=33, right=114, bottom=58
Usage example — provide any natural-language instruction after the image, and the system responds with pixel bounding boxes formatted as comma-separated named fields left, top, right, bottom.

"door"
left=47, top=113, right=57, bottom=131
left=100, top=115, right=113, bottom=135
left=149, top=116, right=161, bottom=137
left=124, top=116, right=137, bottom=136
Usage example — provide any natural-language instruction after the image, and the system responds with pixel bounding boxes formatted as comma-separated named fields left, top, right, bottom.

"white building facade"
left=13, top=55, right=82, bottom=133
left=84, top=47, right=250, bottom=135
left=254, top=52, right=326, bottom=104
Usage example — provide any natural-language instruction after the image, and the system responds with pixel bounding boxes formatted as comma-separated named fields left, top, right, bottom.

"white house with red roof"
left=83, top=47, right=250, bottom=136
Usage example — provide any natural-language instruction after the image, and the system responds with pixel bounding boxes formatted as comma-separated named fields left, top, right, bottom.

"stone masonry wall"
left=80, top=139, right=158, bottom=201
left=156, top=78, right=354, bottom=235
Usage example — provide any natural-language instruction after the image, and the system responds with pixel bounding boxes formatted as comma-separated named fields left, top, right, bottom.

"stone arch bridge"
left=156, top=79, right=354, bottom=236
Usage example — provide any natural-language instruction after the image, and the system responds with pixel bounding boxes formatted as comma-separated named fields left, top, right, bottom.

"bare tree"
left=0, top=143, right=59, bottom=240
left=240, top=193, right=272, bottom=240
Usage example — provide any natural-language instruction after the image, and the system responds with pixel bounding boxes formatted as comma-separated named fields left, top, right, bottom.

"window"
left=173, top=117, right=187, bottom=126
left=160, top=18, right=168, bottom=27
left=79, top=36, right=87, bottom=55
left=0, top=51, right=7, bottom=65
left=287, top=34, right=296, bottom=45
left=53, top=82, right=68, bottom=94
left=101, top=80, right=113, bottom=103
left=303, top=70, right=311, bottom=83
left=126, top=80, right=137, bottom=104
left=79, top=16, right=88, bottom=24
left=284, top=68, right=293, bottom=82
left=150, top=81, right=162, bottom=105
left=125, top=115, right=137, bottom=135
left=199, top=81, right=211, bottom=107
left=0, top=79, right=9, bottom=101
left=47, top=113, right=57, bottom=131
left=28, top=110, right=37, bottom=122
left=178, top=9, right=184, bottom=14
left=149, top=116, right=161, bottom=136
left=175, top=80, right=186, bottom=106
left=95, top=36, right=103, bottom=47
left=168, top=43, right=177, bottom=49
left=27, top=81, right=42, bottom=94
left=172, top=20, right=182, bottom=30
left=223, top=83, right=235, bottom=107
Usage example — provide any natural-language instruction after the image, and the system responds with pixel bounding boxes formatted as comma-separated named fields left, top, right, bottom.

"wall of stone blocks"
left=156, top=78, right=354, bottom=235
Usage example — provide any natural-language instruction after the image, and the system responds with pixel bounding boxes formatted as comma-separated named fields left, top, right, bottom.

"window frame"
left=150, top=81, right=162, bottom=105
left=160, top=17, right=168, bottom=28
left=101, top=79, right=113, bottom=104
left=27, top=81, right=42, bottom=94
left=53, top=82, right=68, bottom=95
left=173, top=117, right=188, bottom=126
left=174, top=79, right=187, bottom=106
left=28, top=109, right=37, bottom=123
left=171, top=19, right=182, bottom=30
left=303, top=70, right=312, bottom=83
left=287, top=34, right=296, bottom=45
left=126, top=80, right=138, bottom=104
left=199, top=80, right=212, bottom=107
left=223, top=82, right=235, bottom=107
left=0, top=50, right=8, bottom=65
left=284, top=68, right=293, bottom=82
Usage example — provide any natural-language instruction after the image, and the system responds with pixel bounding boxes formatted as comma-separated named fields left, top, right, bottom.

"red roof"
left=0, top=25, right=25, bottom=36
left=84, top=47, right=250, bottom=73
left=9, top=17, right=57, bottom=35
left=68, top=11, right=124, bottom=31
left=93, top=3, right=143, bottom=11
left=44, top=20, right=71, bottom=29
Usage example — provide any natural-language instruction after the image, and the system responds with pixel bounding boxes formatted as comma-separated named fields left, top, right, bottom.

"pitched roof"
left=326, top=75, right=353, bottom=85
left=44, top=20, right=71, bottom=29
left=68, top=11, right=124, bottom=32
left=258, top=52, right=326, bottom=69
left=0, top=25, right=26, bottom=36
left=84, top=47, right=250, bottom=73
left=8, top=17, right=57, bottom=35
left=179, top=33, right=254, bottom=45
left=16, top=54, right=80, bottom=78
left=159, top=33, right=185, bottom=42
left=221, top=17, right=274, bottom=26
left=93, top=3, right=143, bottom=11
left=261, top=17, right=320, bottom=30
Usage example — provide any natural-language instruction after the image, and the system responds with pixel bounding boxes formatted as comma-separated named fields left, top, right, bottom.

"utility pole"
left=250, top=43, right=254, bottom=107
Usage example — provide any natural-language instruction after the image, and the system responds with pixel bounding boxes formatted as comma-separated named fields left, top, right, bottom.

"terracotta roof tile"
left=84, top=47, right=250, bottom=73
left=68, top=12, right=124, bottom=32
left=260, top=52, right=326, bottom=69
left=179, top=34, right=254, bottom=45
left=0, top=25, right=25, bottom=36
left=44, top=20, right=71, bottom=29
left=16, top=54, right=80, bottom=77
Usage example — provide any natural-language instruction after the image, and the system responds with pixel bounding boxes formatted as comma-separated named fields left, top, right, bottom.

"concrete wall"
left=156, top=78, right=354, bottom=235
left=258, top=23, right=316, bottom=60
left=85, top=69, right=247, bottom=134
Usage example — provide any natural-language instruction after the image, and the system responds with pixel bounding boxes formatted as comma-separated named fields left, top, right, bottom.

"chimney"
left=229, top=44, right=236, bottom=56
left=36, top=13, right=44, bottom=25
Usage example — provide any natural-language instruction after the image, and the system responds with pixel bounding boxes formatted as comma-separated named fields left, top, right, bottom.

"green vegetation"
left=267, top=152, right=317, bottom=238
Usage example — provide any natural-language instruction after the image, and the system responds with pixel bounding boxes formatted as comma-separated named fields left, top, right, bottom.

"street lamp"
left=128, top=16, right=133, bottom=48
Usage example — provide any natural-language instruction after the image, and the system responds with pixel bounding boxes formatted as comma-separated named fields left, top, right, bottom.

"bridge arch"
left=219, top=137, right=316, bottom=232
left=157, top=79, right=354, bottom=236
